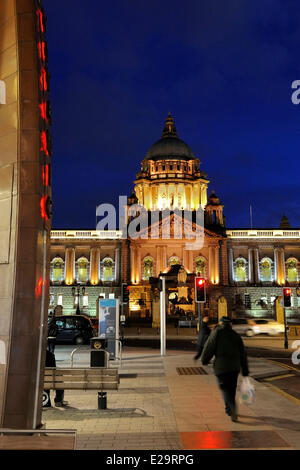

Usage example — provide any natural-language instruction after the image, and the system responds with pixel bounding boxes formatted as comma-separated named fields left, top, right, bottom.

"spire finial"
left=162, top=112, right=178, bottom=138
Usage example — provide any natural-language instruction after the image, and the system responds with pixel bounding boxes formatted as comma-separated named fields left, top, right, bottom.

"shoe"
left=55, top=400, right=69, bottom=407
left=231, top=410, right=238, bottom=422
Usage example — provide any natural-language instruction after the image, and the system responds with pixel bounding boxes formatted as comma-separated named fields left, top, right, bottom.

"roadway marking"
left=264, top=373, right=295, bottom=382
left=268, top=359, right=300, bottom=375
left=263, top=381, right=300, bottom=407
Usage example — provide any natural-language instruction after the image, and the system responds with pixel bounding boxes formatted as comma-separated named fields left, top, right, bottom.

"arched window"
left=235, top=258, right=246, bottom=282
left=77, top=257, right=89, bottom=283
left=195, top=256, right=206, bottom=278
left=103, top=258, right=114, bottom=281
left=169, top=256, right=180, bottom=266
left=51, top=257, right=64, bottom=283
left=143, top=257, right=154, bottom=280
left=260, top=258, right=272, bottom=282
left=287, top=258, right=298, bottom=282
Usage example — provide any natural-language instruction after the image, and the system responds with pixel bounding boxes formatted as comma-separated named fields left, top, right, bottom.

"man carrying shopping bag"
left=201, top=316, right=249, bottom=422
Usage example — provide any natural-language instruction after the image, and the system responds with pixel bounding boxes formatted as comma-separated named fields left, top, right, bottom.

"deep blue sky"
left=43, top=0, right=300, bottom=229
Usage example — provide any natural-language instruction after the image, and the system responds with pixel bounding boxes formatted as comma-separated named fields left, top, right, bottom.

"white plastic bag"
left=239, top=377, right=255, bottom=405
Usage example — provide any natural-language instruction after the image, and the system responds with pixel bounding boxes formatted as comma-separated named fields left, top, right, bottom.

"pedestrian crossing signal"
left=195, top=277, right=206, bottom=303
left=283, top=288, right=291, bottom=307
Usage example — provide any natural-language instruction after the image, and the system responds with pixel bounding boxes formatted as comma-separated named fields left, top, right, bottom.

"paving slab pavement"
left=42, top=347, right=300, bottom=450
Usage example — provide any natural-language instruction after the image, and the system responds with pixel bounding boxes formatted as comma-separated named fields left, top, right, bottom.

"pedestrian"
left=47, top=315, right=58, bottom=353
left=43, top=349, right=68, bottom=408
left=200, top=316, right=249, bottom=422
left=194, top=315, right=210, bottom=361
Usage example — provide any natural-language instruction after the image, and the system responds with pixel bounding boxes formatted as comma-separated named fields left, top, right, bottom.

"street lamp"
left=72, top=285, right=86, bottom=315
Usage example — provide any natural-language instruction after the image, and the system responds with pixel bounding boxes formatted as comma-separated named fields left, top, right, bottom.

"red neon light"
left=197, top=278, right=205, bottom=286
left=40, top=131, right=49, bottom=156
left=42, top=165, right=49, bottom=187
left=39, top=101, right=48, bottom=122
left=40, top=195, right=48, bottom=220
left=35, top=277, right=47, bottom=298
left=36, top=8, right=45, bottom=33
left=38, top=41, right=46, bottom=63
left=40, top=67, right=47, bottom=92
left=284, top=289, right=291, bottom=295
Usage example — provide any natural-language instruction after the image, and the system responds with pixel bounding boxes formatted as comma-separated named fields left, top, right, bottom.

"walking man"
left=47, top=315, right=58, bottom=353
left=194, top=315, right=211, bottom=361
left=201, top=316, right=249, bottom=422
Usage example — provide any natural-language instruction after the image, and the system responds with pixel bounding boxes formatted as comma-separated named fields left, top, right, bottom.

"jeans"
left=216, top=371, right=239, bottom=415
left=194, top=346, right=203, bottom=360
left=47, top=339, right=56, bottom=354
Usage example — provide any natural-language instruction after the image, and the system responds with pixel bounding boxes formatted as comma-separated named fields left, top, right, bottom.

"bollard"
left=98, top=392, right=107, bottom=410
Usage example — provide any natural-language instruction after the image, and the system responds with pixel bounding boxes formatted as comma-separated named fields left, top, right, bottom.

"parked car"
left=48, top=315, right=96, bottom=345
left=231, top=318, right=285, bottom=337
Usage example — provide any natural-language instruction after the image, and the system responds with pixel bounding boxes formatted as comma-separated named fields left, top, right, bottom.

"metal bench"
left=0, top=429, right=76, bottom=450
left=44, top=367, right=120, bottom=409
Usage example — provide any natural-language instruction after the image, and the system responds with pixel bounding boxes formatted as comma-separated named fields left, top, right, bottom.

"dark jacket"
left=201, top=324, right=249, bottom=376
left=197, top=322, right=211, bottom=350
left=48, top=320, right=58, bottom=338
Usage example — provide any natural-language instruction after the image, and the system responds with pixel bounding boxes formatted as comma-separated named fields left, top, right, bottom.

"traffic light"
left=122, top=283, right=130, bottom=304
left=283, top=288, right=291, bottom=307
left=195, top=277, right=206, bottom=303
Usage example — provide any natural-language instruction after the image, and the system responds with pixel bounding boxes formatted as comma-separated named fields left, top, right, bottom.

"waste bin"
left=90, top=337, right=109, bottom=409
left=90, top=337, right=108, bottom=367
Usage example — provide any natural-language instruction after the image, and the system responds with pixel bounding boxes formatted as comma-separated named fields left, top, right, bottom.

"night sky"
left=43, top=0, right=300, bottom=230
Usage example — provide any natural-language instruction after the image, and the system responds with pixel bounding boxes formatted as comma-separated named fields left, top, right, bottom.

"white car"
left=231, top=318, right=285, bottom=337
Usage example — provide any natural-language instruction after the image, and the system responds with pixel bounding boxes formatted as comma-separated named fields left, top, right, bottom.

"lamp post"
left=72, top=285, right=85, bottom=315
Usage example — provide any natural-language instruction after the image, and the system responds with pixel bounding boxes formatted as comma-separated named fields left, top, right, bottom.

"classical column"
left=156, top=246, right=161, bottom=276
left=115, top=246, right=120, bottom=284
left=253, top=248, right=259, bottom=283
left=188, top=250, right=194, bottom=273
left=162, top=245, right=167, bottom=271
left=90, top=247, right=99, bottom=285
left=130, top=245, right=136, bottom=284
left=274, top=248, right=284, bottom=285
left=136, top=246, right=141, bottom=284
left=228, top=248, right=234, bottom=284
left=209, top=246, right=215, bottom=283
left=65, top=248, right=75, bottom=285
left=183, top=246, right=189, bottom=270
left=214, top=245, right=220, bottom=284
left=280, top=249, right=286, bottom=284
left=248, top=249, right=253, bottom=283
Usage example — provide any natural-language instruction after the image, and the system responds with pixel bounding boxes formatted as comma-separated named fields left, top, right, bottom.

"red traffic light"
left=195, top=277, right=206, bottom=303
left=283, top=287, right=291, bottom=307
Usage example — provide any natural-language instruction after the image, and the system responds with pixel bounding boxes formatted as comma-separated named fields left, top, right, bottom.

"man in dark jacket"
left=194, top=316, right=211, bottom=361
left=47, top=316, right=58, bottom=353
left=43, top=349, right=68, bottom=408
left=201, top=316, right=249, bottom=422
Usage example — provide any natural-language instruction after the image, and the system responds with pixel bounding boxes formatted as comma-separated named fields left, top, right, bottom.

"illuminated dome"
left=145, top=113, right=195, bottom=161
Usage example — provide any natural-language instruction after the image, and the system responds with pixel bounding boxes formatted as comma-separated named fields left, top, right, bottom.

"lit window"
left=57, top=294, right=63, bottom=306
left=235, top=258, right=246, bottom=282
left=260, top=258, right=272, bottom=282
left=287, top=258, right=298, bottom=282
left=103, top=258, right=113, bottom=281
left=169, top=256, right=180, bottom=266
left=77, top=257, right=89, bottom=283
left=52, top=258, right=64, bottom=282
left=143, top=257, right=154, bottom=280
left=195, top=256, right=206, bottom=278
